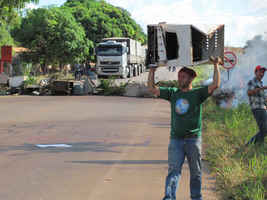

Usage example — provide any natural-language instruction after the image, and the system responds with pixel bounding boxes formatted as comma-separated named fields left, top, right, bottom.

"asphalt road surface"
left=0, top=96, right=217, bottom=200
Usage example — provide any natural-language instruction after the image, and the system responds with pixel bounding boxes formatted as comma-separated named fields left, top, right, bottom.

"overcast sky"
left=26, top=0, right=267, bottom=47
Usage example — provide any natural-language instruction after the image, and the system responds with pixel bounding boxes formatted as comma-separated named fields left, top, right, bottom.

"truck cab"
left=95, top=40, right=129, bottom=78
left=95, top=37, right=146, bottom=79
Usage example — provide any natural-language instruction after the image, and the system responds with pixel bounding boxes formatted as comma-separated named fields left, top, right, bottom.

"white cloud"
left=250, top=0, right=267, bottom=10
left=107, top=0, right=199, bottom=31
left=133, top=0, right=196, bottom=24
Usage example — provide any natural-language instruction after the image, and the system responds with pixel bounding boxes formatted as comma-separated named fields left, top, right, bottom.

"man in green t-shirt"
left=147, top=58, right=221, bottom=200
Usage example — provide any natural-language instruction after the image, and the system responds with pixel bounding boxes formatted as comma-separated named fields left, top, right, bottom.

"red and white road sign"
left=223, top=51, right=237, bottom=69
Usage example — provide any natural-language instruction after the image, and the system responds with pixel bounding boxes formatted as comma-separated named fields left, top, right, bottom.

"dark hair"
left=179, top=67, right=197, bottom=78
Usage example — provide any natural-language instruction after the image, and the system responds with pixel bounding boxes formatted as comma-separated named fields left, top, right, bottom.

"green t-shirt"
left=159, top=86, right=210, bottom=138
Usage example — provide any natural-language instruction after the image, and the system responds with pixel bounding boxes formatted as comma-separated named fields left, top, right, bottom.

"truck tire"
left=141, top=64, right=145, bottom=73
left=135, top=66, right=139, bottom=76
left=133, top=65, right=138, bottom=77
left=133, top=68, right=136, bottom=77
left=128, top=66, right=133, bottom=78
left=137, top=65, right=141, bottom=76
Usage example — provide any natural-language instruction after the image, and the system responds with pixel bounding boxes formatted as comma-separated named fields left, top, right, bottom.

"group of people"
left=147, top=58, right=266, bottom=200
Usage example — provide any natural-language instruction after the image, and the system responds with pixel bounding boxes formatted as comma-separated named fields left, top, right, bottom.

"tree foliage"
left=0, top=0, right=38, bottom=24
left=0, top=25, right=14, bottom=46
left=0, top=0, right=38, bottom=48
left=64, top=0, right=146, bottom=45
left=12, top=7, right=92, bottom=67
left=0, top=0, right=39, bottom=9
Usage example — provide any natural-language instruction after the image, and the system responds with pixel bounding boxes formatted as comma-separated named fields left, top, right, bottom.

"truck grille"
left=101, top=66, right=120, bottom=73
left=100, top=61, right=120, bottom=65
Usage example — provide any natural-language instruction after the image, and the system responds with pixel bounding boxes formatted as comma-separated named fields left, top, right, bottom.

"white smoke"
left=218, top=35, right=267, bottom=107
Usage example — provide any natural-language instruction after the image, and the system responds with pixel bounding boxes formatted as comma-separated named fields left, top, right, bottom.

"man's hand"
left=208, top=56, right=221, bottom=94
left=248, top=86, right=267, bottom=96
left=209, top=56, right=223, bottom=65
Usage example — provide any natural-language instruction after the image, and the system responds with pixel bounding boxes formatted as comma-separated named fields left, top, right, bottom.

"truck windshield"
left=96, top=45, right=122, bottom=56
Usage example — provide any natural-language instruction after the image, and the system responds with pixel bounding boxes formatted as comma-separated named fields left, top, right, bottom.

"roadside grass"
left=202, top=99, right=267, bottom=200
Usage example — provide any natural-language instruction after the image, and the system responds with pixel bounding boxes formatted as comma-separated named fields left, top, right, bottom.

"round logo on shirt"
left=175, top=98, right=189, bottom=115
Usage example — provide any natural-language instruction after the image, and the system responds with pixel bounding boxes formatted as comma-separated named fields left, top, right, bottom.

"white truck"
left=95, top=37, right=146, bottom=79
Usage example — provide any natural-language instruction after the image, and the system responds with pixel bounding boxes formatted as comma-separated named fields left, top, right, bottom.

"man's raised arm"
left=147, top=68, right=160, bottom=97
left=208, top=57, right=221, bottom=94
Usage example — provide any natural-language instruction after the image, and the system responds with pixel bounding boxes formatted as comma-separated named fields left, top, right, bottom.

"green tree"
left=64, top=0, right=146, bottom=44
left=0, top=0, right=38, bottom=25
left=0, top=25, right=14, bottom=46
left=12, top=7, right=92, bottom=73
left=0, top=0, right=37, bottom=48
left=0, top=0, right=39, bottom=9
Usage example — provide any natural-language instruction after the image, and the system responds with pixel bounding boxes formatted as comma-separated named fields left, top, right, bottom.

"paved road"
left=0, top=96, right=217, bottom=200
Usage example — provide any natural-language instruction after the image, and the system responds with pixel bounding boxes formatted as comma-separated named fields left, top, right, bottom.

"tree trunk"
left=59, top=63, right=63, bottom=72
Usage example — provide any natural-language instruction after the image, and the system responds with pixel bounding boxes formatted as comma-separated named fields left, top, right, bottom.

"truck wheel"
left=133, top=68, right=136, bottom=77
left=136, top=65, right=139, bottom=76
left=128, top=66, right=133, bottom=78
left=133, top=65, right=138, bottom=77
left=141, top=64, right=145, bottom=73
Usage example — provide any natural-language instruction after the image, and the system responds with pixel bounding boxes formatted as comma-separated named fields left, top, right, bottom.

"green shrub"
left=23, top=76, right=37, bottom=86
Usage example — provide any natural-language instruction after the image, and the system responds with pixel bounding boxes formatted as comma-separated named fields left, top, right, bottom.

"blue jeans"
left=247, top=109, right=267, bottom=145
left=163, top=138, right=202, bottom=200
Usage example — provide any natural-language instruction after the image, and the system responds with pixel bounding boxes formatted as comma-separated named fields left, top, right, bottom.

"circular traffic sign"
left=223, top=51, right=237, bottom=69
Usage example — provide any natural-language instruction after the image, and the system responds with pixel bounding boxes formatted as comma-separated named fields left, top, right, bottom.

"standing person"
left=246, top=65, right=267, bottom=145
left=74, top=64, right=82, bottom=80
left=147, top=58, right=221, bottom=200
